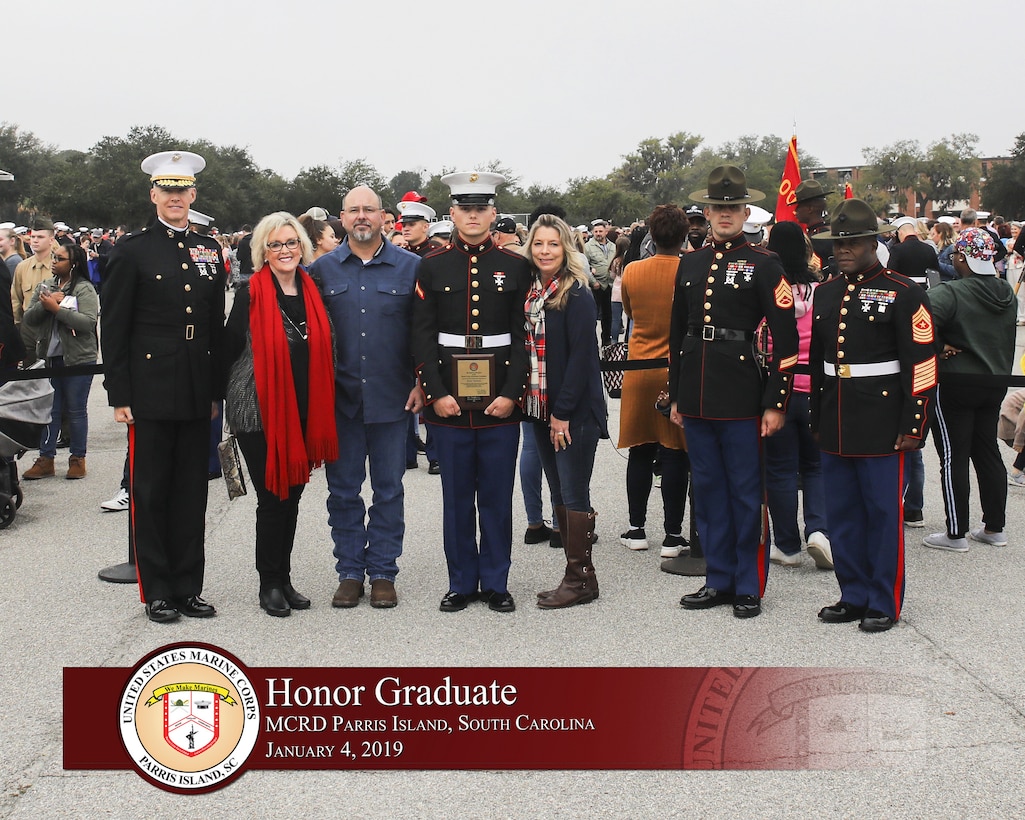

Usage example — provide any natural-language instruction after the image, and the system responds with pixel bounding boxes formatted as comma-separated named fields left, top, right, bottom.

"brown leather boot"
left=23, top=456, right=55, bottom=480
left=66, top=456, right=87, bottom=479
left=537, top=509, right=598, bottom=609
left=538, top=505, right=569, bottom=599
left=539, top=507, right=600, bottom=600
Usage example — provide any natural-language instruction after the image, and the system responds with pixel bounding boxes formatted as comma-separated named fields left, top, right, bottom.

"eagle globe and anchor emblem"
left=146, top=681, right=236, bottom=756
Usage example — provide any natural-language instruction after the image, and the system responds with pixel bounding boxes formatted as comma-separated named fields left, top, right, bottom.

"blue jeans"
left=519, top=420, right=556, bottom=527
left=40, top=357, right=93, bottom=458
left=764, top=392, right=828, bottom=554
left=327, top=411, right=408, bottom=582
left=611, top=302, right=624, bottom=343
left=902, top=448, right=924, bottom=514
left=531, top=417, right=601, bottom=513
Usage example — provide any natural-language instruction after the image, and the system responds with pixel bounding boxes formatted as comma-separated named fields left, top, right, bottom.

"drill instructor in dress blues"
left=102, top=151, right=226, bottom=623
left=669, top=165, right=800, bottom=619
left=411, top=172, right=531, bottom=613
left=809, top=198, right=937, bottom=633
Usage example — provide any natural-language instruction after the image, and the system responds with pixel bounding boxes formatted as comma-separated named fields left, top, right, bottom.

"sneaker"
left=923, top=532, right=969, bottom=552
left=769, top=544, right=803, bottom=566
left=619, top=528, right=648, bottom=550
left=969, top=527, right=1008, bottom=547
left=903, top=509, right=925, bottom=528
left=1009, top=471, right=1025, bottom=487
left=660, top=534, right=689, bottom=558
left=806, top=531, right=834, bottom=570
left=100, top=487, right=130, bottom=512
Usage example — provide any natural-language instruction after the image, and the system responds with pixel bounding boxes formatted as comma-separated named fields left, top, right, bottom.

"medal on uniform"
left=452, top=354, right=496, bottom=409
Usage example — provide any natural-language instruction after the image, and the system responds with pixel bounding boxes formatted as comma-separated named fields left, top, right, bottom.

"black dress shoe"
left=732, top=594, right=761, bottom=618
left=524, top=523, right=553, bottom=544
left=282, top=583, right=311, bottom=610
left=428, top=460, right=441, bottom=475
left=175, top=595, right=216, bottom=618
left=487, top=591, right=516, bottom=613
left=208, top=471, right=222, bottom=481
left=259, top=588, right=291, bottom=617
left=406, top=460, right=418, bottom=470
left=859, top=610, right=896, bottom=633
left=439, top=591, right=478, bottom=612
left=680, top=586, right=734, bottom=610
left=146, top=600, right=180, bottom=623
left=818, top=601, right=867, bottom=623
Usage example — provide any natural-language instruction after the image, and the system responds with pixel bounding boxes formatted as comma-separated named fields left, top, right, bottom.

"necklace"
left=280, top=306, right=307, bottom=341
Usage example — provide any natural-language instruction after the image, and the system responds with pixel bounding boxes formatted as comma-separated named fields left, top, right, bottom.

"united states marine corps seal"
left=118, top=643, right=260, bottom=793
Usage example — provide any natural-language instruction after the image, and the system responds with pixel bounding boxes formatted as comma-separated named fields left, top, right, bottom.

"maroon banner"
left=65, top=646, right=893, bottom=792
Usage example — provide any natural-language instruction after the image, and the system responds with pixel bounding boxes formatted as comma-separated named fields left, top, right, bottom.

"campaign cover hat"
left=812, top=199, right=891, bottom=240
left=793, top=179, right=833, bottom=204
left=690, top=165, right=765, bottom=205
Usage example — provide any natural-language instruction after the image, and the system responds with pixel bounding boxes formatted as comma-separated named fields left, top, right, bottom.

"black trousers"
left=930, top=382, right=1007, bottom=537
left=129, top=417, right=209, bottom=602
left=626, top=443, right=689, bottom=533
left=595, top=285, right=613, bottom=346
left=236, top=430, right=306, bottom=590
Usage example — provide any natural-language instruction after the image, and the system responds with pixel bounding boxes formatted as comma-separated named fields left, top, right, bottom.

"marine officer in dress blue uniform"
left=669, top=165, right=800, bottom=619
left=411, top=171, right=532, bottom=613
left=102, top=151, right=226, bottom=623
left=809, top=198, right=937, bottom=633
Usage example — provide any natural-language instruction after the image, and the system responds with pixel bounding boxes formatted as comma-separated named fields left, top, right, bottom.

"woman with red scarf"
left=224, top=212, right=337, bottom=617
left=523, top=214, right=607, bottom=609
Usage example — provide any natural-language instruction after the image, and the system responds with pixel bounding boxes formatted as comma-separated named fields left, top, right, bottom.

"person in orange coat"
left=618, top=205, right=690, bottom=558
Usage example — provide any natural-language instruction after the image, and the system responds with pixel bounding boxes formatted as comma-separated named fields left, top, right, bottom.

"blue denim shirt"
left=311, top=239, right=419, bottom=423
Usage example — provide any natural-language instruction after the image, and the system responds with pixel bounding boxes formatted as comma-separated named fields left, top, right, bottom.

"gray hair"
left=251, top=212, right=313, bottom=271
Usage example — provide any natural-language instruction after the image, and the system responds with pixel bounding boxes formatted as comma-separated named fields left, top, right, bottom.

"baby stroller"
left=0, top=364, right=54, bottom=529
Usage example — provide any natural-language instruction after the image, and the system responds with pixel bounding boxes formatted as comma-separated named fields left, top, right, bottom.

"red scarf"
left=250, top=263, right=337, bottom=500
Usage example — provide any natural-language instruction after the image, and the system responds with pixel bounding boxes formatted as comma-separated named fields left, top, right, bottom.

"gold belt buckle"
left=837, top=363, right=851, bottom=378
left=185, top=324, right=195, bottom=340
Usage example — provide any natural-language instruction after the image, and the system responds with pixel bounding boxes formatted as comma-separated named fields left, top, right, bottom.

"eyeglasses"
left=266, top=238, right=301, bottom=252
left=343, top=206, right=379, bottom=216
left=53, top=254, right=70, bottom=262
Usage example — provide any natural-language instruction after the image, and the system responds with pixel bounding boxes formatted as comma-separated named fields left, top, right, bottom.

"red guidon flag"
left=775, top=135, right=801, bottom=223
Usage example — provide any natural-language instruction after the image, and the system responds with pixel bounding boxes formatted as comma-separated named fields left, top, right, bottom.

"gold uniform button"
left=184, top=284, right=191, bottom=292
left=472, top=281, right=479, bottom=288
left=178, top=242, right=185, bottom=249
left=156, top=275, right=162, bottom=280
left=145, top=353, right=152, bottom=360
left=710, top=265, right=719, bottom=272
left=472, top=309, right=479, bottom=316
left=470, top=256, right=478, bottom=263
left=505, top=360, right=510, bottom=366
left=706, top=289, right=713, bottom=296
left=734, top=284, right=739, bottom=289
left=917, top=399, right=923, bottom=405
left=847, top=284, right=855, bottom=292
left=837, top=351, right=845, bottom=358
left=842, top=295, right=850, bottom=302
left=471, top=323, right=479, bottom=330
left=912, top=428, right=919, bottom=434
left=708, top=276, right=715, bottom=282
left=444, top=286, right=451, bottom=292
left=186, top=306, right=193, bottom=314
left=915, top=414, right=921, bottom=419
left=704, top=315, right=711, bottom=322
left=780, top=389, right=786, bottom=395
left=472, top=294, right=479, bottom=302
left=704, top=302, right=711, bottom=310
left=868, top=315, right=875, bottom=321
left=715, top=252, right=724, bottom=260
left=838, top=336, right=845, bottom=343
left=839, top=322, right=846, bottom=329
left=776, top=402, right=783, bottom=408
left=840, top=308, right=848, bottom=315
left=471, top=268, right=478, bottom=274
left=182, top=263, right=188, bottom=270
left=739, top=355, right=745, bottom=360
left=882, top=391, right=889, bottom=396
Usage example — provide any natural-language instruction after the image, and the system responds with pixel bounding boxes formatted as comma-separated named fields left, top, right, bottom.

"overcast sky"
left=14, top=0, right=1019, bottom=192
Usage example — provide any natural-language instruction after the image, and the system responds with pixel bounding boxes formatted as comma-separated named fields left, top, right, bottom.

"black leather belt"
left=687, top=325, right=754, bottom=342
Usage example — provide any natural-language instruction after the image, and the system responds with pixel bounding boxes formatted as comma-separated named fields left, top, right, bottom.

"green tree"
left=922, top=133, right=979, bottom=212
left=613, top=132, right=704, bottom=206
left=0, top=122, right=59, bottom=220
left=287, top=164, right=347, bottom=217
left=983, top=134, right=1025, bottom=219
left=861, top=139, right=925, bottom=214
left=564, top=177, right=649, bottom=226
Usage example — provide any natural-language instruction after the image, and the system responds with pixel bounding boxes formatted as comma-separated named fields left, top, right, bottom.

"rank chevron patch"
left=774, top=277, right=794, bottom=309
left=911, top=305, right=934, bottom=344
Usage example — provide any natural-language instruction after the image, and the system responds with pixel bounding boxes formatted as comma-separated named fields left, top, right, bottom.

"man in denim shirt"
left=310, top=185, right=423, bottom=610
